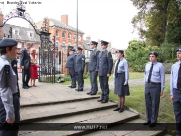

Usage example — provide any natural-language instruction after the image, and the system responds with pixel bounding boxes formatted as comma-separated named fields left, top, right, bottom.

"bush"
left=63, top=76, right=71, bottom=81
left=83, top=73, right=89, bottom=79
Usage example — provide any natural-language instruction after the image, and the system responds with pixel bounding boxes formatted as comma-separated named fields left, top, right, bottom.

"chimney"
left=61, top=15, right=68, bottom=26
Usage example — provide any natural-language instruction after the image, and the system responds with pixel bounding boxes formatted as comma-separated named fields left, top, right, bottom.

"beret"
left=116, top=50, right=124, bottom=54
left=0, top=38, right=18, bottom=48
left=149, top=51, right=158, bottom=57
left=101, top=40, right=109, bottom=45
left=176, top=48, right=181, bottom=52
left=77, top=46, right=83, bottom=50
left=90, top=41, right=98, bottom=45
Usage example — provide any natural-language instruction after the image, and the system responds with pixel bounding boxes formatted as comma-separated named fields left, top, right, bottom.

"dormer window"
left=56, top=30, right=59, bottom=37
left=27, top=31, right=34, bottom=38
left=29, top=32, right=33, bottom=37
left=14, top=29, right=19, bottom=35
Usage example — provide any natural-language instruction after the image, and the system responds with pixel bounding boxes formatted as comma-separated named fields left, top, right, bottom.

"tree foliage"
left=131, top=0, right=181, bottom=46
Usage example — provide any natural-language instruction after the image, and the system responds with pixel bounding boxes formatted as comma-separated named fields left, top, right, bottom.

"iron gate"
left=0, top=0, right=60, bottom=83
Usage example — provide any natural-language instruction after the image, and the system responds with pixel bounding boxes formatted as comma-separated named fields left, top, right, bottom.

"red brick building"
left=35, top=15, right=85, bottom=74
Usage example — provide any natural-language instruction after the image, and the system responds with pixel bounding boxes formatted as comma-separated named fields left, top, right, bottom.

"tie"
left=115, top=59, right=120, bottom=78
left=148, top=63, right=154, bottom=83
left=177, top=63, right=181, bottom=89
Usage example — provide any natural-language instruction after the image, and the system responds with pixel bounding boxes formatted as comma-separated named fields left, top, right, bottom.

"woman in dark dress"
left=113, top=50, right=130, bottom=112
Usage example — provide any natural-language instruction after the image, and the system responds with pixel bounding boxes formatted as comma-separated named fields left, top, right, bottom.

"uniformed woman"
left=113, top=50, right=130, bottom=112
left=0, top=38, right=20, bottom=136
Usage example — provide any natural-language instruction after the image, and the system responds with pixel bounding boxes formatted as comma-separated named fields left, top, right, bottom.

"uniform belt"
left=117, top=72, right=125, bottom=74
left=148, top=82, right=161, bottom=85
left=13, top=92, right=19, bottom=96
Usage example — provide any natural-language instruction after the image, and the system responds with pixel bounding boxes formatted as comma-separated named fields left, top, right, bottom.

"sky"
left=0, top=0, right=140, bottom=49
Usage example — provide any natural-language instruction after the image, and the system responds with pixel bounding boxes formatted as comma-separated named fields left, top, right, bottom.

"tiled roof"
left=49, top=18, right=84, bottom=34
left=3, top=24, right=40, bottom=42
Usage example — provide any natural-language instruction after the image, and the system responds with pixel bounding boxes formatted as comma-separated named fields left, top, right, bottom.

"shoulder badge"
left=4, top=65, right=10, bottom=75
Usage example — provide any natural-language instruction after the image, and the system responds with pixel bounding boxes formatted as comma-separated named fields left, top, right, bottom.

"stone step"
left=20, top=98, right=117, bottom=123
left=19, top=108, right=140, bottom=136
left=20, top=95, right=100, bottom=108
left=84, top=119, right=166, bottom=136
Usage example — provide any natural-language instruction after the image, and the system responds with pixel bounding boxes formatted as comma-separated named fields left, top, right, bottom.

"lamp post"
left=76, top=0, right=78, bottom=48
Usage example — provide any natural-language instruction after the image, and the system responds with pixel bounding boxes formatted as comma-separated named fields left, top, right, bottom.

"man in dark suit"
left=20, top=43, right=31, bottom=89
left=97, top=40, right=113, bottom=103
left=87, top=41, right=99, bottom=95
left=65, top=48, right=76, bottom=88
left=74, top=47, right=86, bottom=91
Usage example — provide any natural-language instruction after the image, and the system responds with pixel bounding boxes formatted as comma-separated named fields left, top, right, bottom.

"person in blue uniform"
left=170, top=47, right=181, bottom=135
left=0, top=38, right=20, bottom=136
left=113, top=50, right=130, bottom=112
left=143, top=51, right=165, bottom=127
left=74, top=47, right=85, bottom=91
left=87, top=41, right=99, bottom=95
left=65, top=48, right=76, bottom=88
left=97, top=40, right=113, bottom=103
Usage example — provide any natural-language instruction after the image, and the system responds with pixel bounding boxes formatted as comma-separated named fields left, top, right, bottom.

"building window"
left=62, top=32, right=66, bottom=38
left=68, top=42, right=71, bottom=46
left=62, top=42, right=65, bottom=47
left=74, top=35, right=76, bottom=42
left=55, top=41, right=59, bottom=47
left=56, top=30, right=59, bottom=37
left=15, top=30, right=19, bottom=35
left=79, top=36, right=81, bottom=41
left=68, top=33, right=71, bottom=39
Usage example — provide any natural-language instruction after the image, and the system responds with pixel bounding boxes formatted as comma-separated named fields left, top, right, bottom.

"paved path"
left=19, top=74, right=170, bottom=106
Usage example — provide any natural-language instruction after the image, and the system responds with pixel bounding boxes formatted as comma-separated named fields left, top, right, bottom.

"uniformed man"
left=97, top=40, right=113, bottom=103
left=0, top=38, right=20, bottom=136
left=170, top=47, right=181, bottom=135
left=74, top=47, right=85, bottom=91
left=87, top=41, right=99, bottom=95
left=143, top=51, right=165, bottom=127
left=65, top=48, right=76, bottom=88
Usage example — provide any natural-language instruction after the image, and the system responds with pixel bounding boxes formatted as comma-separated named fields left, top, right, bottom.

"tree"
left=131, top=0, right=181, bottom=46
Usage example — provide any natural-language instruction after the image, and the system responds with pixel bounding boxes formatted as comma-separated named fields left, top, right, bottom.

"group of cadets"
left=0, top=37, right=181, bottom=135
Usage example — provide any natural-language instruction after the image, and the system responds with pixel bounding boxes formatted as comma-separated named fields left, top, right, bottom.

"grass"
left=59, top=72, right=145, bottom=85
left=107, top=81, right=175, bottom=123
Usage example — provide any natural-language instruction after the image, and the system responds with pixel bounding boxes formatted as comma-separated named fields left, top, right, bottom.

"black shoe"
left=143, top=121, right=151, bottom=125
left=149, top=123, right=156, bottom=127
left=71, top=86, right=76, bottom=88
left=119, top=108, right=124, bottom=112
left=75, top=89, right=83, bottom=91
left=87, top=92, right=92, bottom=95
left=27, top=85, right=31, bottom=88
left=113, top=107, right=120, bottom=111
left=97, top=99, right=103, bottom=102
left=90, top=93, right=96, bottom=95
left=101, top=100, right=108, bottom=103
left=23, top=86, right=29, bottom=89
left=68, top=86, right=72, bottom=88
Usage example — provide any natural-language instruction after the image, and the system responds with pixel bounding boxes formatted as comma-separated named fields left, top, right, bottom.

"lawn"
left=59, top=72, right=144, bottom=85
left=108, top=81, right=175, bottom=123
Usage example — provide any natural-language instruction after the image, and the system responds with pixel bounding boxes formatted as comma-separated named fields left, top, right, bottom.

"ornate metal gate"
left=0, top=0, right=59, bottom=83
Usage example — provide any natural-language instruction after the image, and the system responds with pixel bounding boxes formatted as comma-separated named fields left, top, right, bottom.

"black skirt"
left=114, top=73, right=130, bottom=96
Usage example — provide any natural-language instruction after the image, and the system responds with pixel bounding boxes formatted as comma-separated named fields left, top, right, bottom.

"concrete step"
left=19, top=108, right=139, bottom=136
left=20, top=98, right=117, bottom=123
